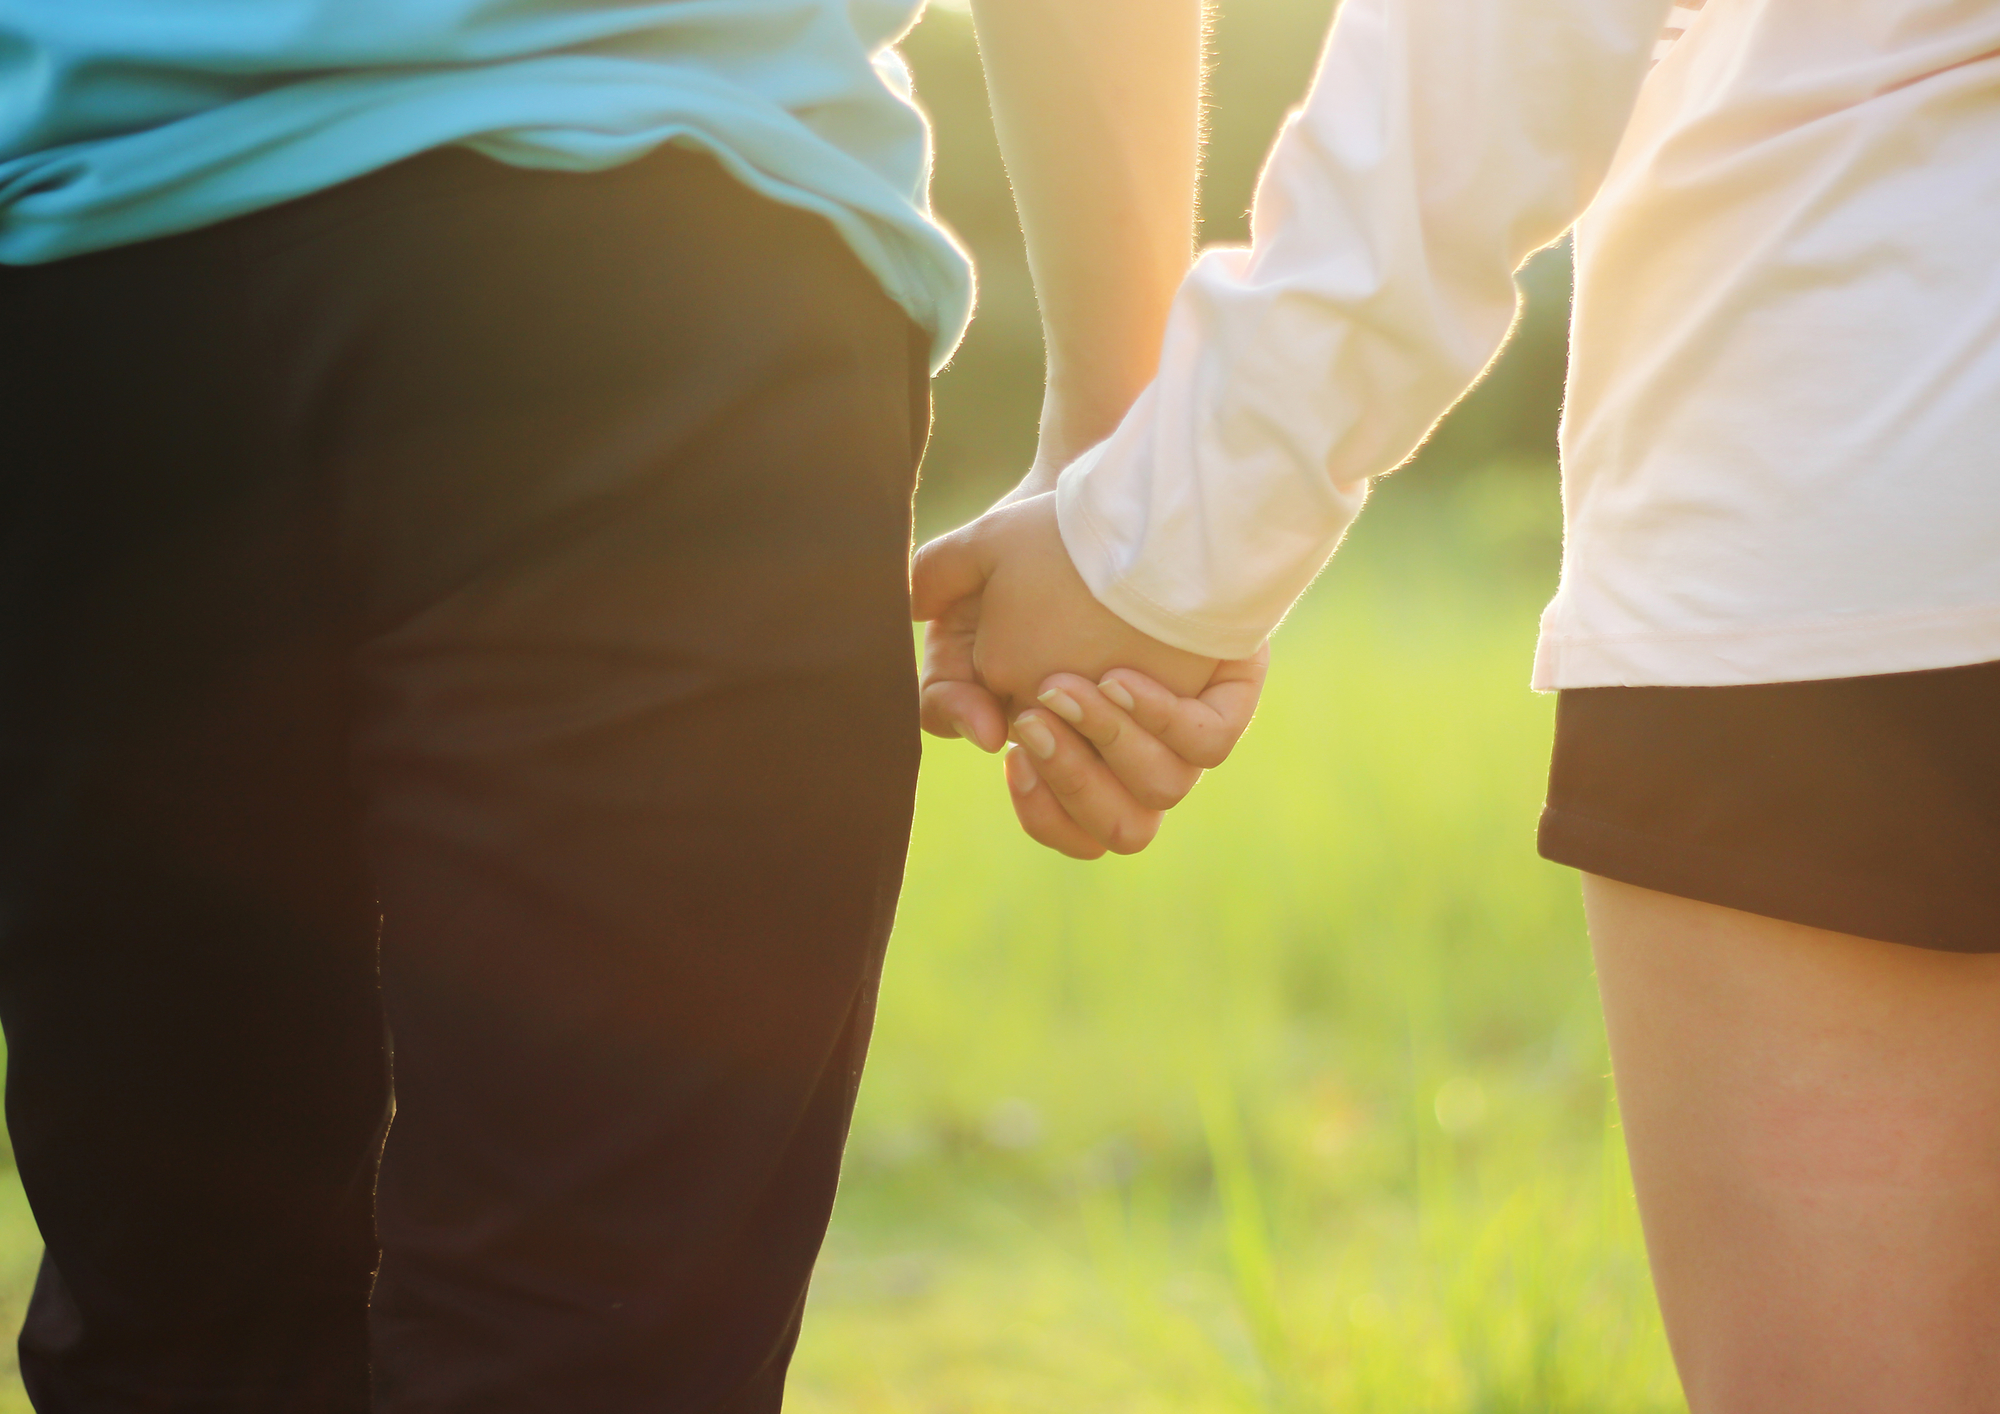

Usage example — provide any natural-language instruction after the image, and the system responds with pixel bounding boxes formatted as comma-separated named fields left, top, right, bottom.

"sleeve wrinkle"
left=1057, top=0, right=1673, bottom=660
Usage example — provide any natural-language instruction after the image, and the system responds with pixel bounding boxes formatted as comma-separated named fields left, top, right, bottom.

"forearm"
left=969, top=0, right=1205, bottom=483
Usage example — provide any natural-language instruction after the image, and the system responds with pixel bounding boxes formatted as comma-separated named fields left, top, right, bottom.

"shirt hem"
left=1537, top=805, right=1994, bottom=954
left=1532, top=601, right=2000, bottom=689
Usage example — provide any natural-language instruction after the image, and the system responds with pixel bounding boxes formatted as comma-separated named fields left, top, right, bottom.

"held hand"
left=912, top=492, right=1216, bottom=716
left=1003, top=651, right=1267, bottom=857
left=912, top=492, right=1266, bottom=857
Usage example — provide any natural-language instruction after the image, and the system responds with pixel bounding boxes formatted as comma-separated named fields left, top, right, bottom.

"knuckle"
left=1183, top=732, right=1233, bottom=769
left=1105, top=811, right=1161, bottom=855
left=1051, top=827, right=1107, bottom=861
left=978, top=659, right=1031, bottom=708
left=1046, top=766, right=1089, bottom=800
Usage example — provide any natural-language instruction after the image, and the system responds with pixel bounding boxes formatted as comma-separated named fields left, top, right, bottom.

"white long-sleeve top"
left=1055, top=0, right=2000, bottom=688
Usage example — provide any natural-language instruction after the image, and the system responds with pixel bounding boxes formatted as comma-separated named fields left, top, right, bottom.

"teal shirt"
left=0, top=1, right=973, bottom=367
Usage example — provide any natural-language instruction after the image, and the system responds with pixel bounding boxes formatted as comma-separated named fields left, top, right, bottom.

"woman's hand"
left=1002, top=651, right=1267, bottom=858
left=912, top=492, right=1266, bottom=857
left=913, top=492, right=1215, bottom=713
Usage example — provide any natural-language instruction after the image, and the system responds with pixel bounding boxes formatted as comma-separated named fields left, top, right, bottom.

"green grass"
left=0, top=467, right=1684, bottom=1411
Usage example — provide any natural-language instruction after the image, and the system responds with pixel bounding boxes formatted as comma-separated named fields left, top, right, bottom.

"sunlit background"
left=0, top=2, right=1683, bottom=1408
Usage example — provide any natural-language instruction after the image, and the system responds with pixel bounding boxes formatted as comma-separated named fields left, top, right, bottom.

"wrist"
left=1033, top=387, right=1136, bottom=476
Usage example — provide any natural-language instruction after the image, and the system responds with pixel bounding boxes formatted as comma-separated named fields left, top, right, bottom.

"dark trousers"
left=0, top=146, right=929, bottom=1411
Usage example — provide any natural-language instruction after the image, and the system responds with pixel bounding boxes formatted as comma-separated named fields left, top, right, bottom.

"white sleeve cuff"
left=1055, top=434, right=1363, bottom=661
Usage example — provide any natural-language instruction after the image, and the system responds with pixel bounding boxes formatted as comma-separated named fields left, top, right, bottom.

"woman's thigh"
left=1586, top=874, right=2000, bottom=1414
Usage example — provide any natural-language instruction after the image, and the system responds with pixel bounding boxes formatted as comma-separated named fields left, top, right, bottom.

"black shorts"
left=1538, top=659, right=2000, bottom=953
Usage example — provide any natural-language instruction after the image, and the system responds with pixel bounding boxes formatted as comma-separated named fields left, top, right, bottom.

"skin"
left=912, top=493, right=1217, bottom=721
left=969, top=0, right=1207, bottom=483
left=1000, top=653, right=1266, bottom=859
left=1586, top=875, right=2000, bottom=1413
left=911, top=492, right=1265, bottom=859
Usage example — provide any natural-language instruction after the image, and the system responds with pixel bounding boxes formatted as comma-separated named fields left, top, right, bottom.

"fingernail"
left=1099, top=678, right=1136, bottom=713
left=1014, top=714, right=1057, bottom=760
left=953, top=720, right=992, bottom=752
left=1006, top=746, right=1038, bottom=795
left=1037, top=687, right=1083, bottom=724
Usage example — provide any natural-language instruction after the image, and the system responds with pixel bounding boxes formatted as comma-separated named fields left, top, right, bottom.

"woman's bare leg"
left=1584, top=875, right=2000, bottom=1414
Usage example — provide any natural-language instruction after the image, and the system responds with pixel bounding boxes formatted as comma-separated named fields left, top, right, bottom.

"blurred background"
left=0, top=2, right=1681, bottom=1409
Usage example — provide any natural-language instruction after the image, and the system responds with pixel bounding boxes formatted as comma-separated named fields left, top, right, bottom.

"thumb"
left=910, top=519, right=993, bottom=621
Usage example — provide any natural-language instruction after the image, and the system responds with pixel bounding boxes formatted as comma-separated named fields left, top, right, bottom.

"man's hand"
left=912, top=492, right=1265, bottom=858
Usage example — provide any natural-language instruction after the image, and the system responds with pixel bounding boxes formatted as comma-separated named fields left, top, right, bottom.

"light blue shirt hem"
left=0, top=17, right=975, bottom=370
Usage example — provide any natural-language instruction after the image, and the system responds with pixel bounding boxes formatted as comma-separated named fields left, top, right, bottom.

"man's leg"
left=1586, top=875, right=2000, bottom=1413
left=297, top=149, right=929, bottom=1411
left=0, top=241, right=390, bottom=1410
left=0, top=650, right=390, bottom=1412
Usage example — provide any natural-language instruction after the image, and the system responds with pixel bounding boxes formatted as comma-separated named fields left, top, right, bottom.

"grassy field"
left=0, top=469, right=1684, bottom=1411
